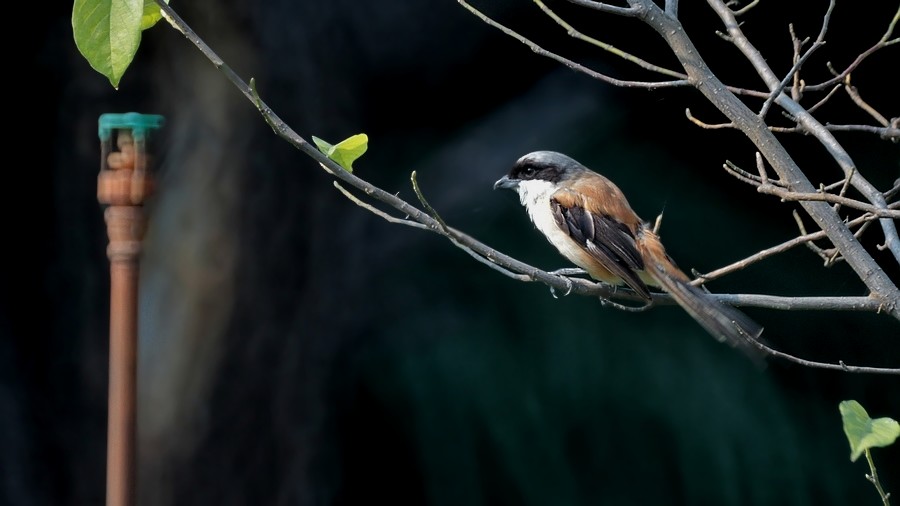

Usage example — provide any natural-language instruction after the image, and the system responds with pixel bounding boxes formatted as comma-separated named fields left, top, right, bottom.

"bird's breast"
left=517, top=181, right=622, bottom=284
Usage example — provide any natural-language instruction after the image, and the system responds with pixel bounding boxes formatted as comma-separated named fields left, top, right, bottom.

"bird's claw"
left=550, top=276, right=574, bottom=299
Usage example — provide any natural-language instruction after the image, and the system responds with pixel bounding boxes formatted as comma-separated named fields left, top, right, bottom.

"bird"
left=494, top=150, right=764, bottom=354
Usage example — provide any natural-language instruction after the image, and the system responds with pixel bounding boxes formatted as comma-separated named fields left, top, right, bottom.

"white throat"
left=515, top=179, right=558, bottom=211
left=515, top=179, right=568, bottom=249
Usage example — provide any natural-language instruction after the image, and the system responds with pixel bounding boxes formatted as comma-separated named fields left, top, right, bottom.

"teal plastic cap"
left=98, top=112, right=165, bottom=140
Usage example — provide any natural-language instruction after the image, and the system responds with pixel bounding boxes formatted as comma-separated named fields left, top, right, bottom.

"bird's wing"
left=551, top=189, right=651, bottom=300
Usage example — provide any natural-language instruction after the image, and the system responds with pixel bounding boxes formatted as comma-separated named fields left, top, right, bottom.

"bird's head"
left=493, top=151, right=589, bottom=200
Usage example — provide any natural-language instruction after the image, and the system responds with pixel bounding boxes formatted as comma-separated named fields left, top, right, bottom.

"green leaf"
left=311, top=136, right=334, bottom=156
left=311, top=134, right=368, bottom=173
left=141, top=0, right=169, bottom=30
left=840, top=400, right=899, bottom=462
left=73, top=0, right=144, bottom=88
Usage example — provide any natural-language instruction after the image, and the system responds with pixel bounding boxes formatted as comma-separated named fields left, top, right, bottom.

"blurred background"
left=5, top=1, right=899, bottom=504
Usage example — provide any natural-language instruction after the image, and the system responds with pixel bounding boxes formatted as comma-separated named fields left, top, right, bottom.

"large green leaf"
left=839, top=400, right=899, bottom=462
left=311, top=134, right=368, bottom=173
left=72, top=0, right=143, bottom=88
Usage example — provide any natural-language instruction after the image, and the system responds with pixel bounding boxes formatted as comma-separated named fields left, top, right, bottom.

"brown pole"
left=104, top=206, right=144, bottom=506
left=99, top=127, right=153, bottom=506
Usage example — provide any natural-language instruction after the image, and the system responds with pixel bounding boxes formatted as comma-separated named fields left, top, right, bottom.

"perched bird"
left=494, top=150, right=763, bottom=353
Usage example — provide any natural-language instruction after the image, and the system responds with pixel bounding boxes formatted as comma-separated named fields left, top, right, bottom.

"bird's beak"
left=493, top=175, right=519, bottom=191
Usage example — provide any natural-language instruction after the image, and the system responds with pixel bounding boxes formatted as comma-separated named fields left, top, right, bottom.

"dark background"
left=5, top=1, right=899, bottom=505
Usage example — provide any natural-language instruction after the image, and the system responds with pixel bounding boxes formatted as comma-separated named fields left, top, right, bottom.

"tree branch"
left=535, top=0, right=687, bottom=79
left=459, top=0, right=771, bottom=98
left=705, top=0, right=900, bottom=262
left=749, top=342, right=900, bottom=375
left=842, top=75, right=892, bottom=128
left=723, top=161, right=900, bottom=218
left=693, top=213, right=878, bottom=284
left=457, top=0, right=688, bottom=90
left=730, top=0, right=760, bottom=17
left=804, top=4, right=900, bottom=92
left=564, top=0, right=641, bottom=17
left=155, top=0, right=900, bottom=373
left=758, top=0, right=834, bottom=120
left=683, top=0, right=900, bottom=311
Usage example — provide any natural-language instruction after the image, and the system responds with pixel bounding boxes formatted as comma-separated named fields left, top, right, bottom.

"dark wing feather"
left=551, top=197, right=651, bottom=300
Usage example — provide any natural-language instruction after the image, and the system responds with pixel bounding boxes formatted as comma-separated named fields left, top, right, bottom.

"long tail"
left=638, top=231, right=765, bottom=360
left=653, top=269, right=764, bottom=346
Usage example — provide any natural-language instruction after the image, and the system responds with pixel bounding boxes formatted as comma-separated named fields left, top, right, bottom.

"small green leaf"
left=840, top=400, right=899, bottom=462
left=140, top=0, right=169, bottom=30
left=330, top=134, right=368, bottom=172
left=311, top=134, right=368, bottom=173
left=312, top=136, right=334, bottom=156
left=73, top=0, right=144, bottom=88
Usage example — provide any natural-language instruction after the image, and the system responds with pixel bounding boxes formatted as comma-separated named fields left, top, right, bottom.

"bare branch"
left=807, top=83, right=842, bottom=114
left=832, top=167, right=855, bottom=215
left=731, top=0, right=759, bottom=17
left=694, top=213, right=877, bottom=284
left=886, top=179, right=900, bottom=201
left=705, top=0, right=900, bottom=267
left=332, top=182, right=430, bottom=231
left=805, top=5, right=900, bottom=91
left=843, top=75, right=892, bottom=127
left=758, top=0, right=834, bottom=119
left=534, top=0, right=687, bottom=79
left=768, top=121, right=899, bottom=139
left=750, top=340, right=900, bottom=375
left=685, top=108, right=735, bottom=129
left=788, top=23, right=808, bottom=101
left=824, top=124, right=900, bottom=140
left=456, top=0, right=687, bottom=90
left=410, top=171, right=450, bottom=232
left=722, top=158, right=786, bottom=188
left=665, top=0, right=679, bottom=18
left=462, top=0, right=770, bottom=98
left=792, top=210, right=847, bottom=266
left=564, top=0, right=640, bottom=16
left=752, top=182, right=900, bottom=219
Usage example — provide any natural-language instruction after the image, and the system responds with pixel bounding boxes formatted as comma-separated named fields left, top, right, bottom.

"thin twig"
left=722, top=159, right=787, bottom=188
left=820, top=124, right=900, bottom=140
left=731, top=0, right=759, bottom=16
left=693, top=213, right=877, bottom=284
left=768, top=121, right=898, bottom=139
left=707, top=0, right=900, bottom=262
left=333, top=182, right=430, bottom=231
left=755, top=185, right=900, bottom=218
left=750, top=340, right=900, bottom=375
left=410, top=171, right=450, bottom=232
left=457, top=0, right=688, bottom=90
left=564, top=0, right=640, bottom=16
left=793, top=210, right=843, bottom=266
left=805, top=5, right=900, bottom=91
left=759, top=0, right=834, bottom=119
left=807, top=83, right=842, bottom=114
left=864, top=448, right=892, bottom=505
left=723, top=159, right=900, bottom=219
left=788, top=23, right=807, bottom=101
left=832, top=167, right=855, bottom=214
left=685, top=108, right=734, bottom=129
left=843, top=75, right=891, bottom=127
left=461, top=0, right=770, bottom=98
left=535, top=0, right=687, bottom=79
